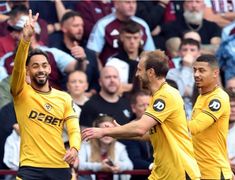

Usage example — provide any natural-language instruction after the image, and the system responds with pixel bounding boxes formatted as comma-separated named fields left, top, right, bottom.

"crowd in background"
left=1, top=0, right=235, bottom=179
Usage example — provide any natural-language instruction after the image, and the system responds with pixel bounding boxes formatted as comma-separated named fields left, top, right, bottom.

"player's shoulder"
left=205, top=87, right=230, bottom=111
left=208, top=87, right=229, bottom=102
left=153, top=83, right=183, bottom=106
left=159, top=83, right=181, bottom=98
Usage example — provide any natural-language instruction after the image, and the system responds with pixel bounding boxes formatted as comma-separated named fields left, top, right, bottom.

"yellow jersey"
left=11, top=39, right=81, bottom=168
left=145, top=83, right=200, bottom=180
left=188, top=87, right=232, bottom=179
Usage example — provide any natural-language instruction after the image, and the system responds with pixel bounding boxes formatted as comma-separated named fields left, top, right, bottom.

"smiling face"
left=26, top=54, right=51, bottom=88
left=193, top=61, right=218, bottom=92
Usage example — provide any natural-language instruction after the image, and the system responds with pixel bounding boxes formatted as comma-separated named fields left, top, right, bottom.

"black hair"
left=195, top=54, right=219, bottom=68
left=61, top=10, right=81, bottom=24
left=26, top=49, right=49, bottom=66
left=119, top=20, right=141, bottom=34
left=8, top=4, right=28, bottom=17
left=179, top=38, right=200, bottom=50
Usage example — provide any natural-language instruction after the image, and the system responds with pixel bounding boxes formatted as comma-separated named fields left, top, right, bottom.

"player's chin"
left=195, top=82, right=202, bottom=88
left=36, top=79, right=47, bottom=85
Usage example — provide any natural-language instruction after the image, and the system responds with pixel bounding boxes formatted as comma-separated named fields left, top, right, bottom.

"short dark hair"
left=130, top=90, right=150, bottom=105
left=61, top=10, right=81, bottom=24
left=119, top=20, right=141, bottom=34
left=8, top=4, right=28, bottom=17
left=141, top=50, right=169, bottom=77
left=179, top=38, right=200, bottom=50
left=26, top=49, right=49, bottom=66
left=195, top=54, right=219, bottom=68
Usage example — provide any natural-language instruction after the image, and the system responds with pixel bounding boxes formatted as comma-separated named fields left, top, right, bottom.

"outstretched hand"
left=23, top=9, right=39, bottom=41
left=82, top=127, right=105, bottom=141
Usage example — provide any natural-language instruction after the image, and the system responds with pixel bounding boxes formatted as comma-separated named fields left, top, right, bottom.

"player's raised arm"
left=11, top=10, right=39, bottom=96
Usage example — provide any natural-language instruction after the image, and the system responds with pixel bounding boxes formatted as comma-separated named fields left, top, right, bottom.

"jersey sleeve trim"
left=144, top=112, right=162, bottom=124
left=64, top=115, right=78, bottom=121
left=202, top=110, right=217, bottom=122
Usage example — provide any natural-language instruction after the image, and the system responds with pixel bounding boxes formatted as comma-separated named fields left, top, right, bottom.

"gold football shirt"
left=145, top=83, right=200, bottom=180
left=11, top=39, right=81, bottom=168
left=188, top=87, right=232, bottom=179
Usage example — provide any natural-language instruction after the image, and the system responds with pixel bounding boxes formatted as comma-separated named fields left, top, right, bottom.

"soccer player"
left=188, top=54, right=233, bottom=179
left=11, top=10, right=81, bottom=180
left=82, top=50, right=201, bottom=179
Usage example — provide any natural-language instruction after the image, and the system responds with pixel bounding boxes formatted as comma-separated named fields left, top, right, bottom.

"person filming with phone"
left=78, top=115, right=133, bottom=180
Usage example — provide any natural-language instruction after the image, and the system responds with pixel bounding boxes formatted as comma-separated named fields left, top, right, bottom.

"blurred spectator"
left=0, top=76, right=11, bottom=109
left=29, top=1, right=76, bottom=35
left=135, top=0, right=183, bottom=49
left=222, top=20, right=235, bottom=41
left=106, top=20, right=143, bottom=94
left=0, top=4, right=28, bottom=37
left=0, top=0, right=29, bottom=14
left=78, top=115, right=133, bottom=180
left=66, top=70, right=89, bottom=112
left=226, top=87, right=235, bottom=174
left=87, top=0, right=155, bottom=66
left=123, top=90, right=153, bottom=180
left=3, top=123, right=20, bottom=171
left=226, top=77, right=235, bottom=93
left=51, top=10, right=100, bottom=94
left=161, top=0, right=221, bottom=53
left=0, top=102, right=17, bottom=174
left=167, top=38, right=201, bottom=118
left=204, top=0, right=235, bottom=28
left=0, top=4, right=48, bottom=45
left=216, top=34, right=235, bottom=85
left=0, top=15, right=80, bottom=90
left=80, top=66, right=132, bottom=128
left=75, top=0, right=114, bottom=43
left=0, top=13, right=24, bottom=57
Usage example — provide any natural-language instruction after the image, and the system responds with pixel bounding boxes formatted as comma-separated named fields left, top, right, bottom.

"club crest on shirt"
left=209, top=99, right=221, bottom=111
left=153, top=99, right=165, bottom=112
left=44, top=103, right=52, bottom=111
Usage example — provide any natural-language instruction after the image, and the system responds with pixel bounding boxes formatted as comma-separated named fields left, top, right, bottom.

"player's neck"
left=150, top=78, right=166, bottom=95
left=200, top=84, right=218, bottom=95
left=31, top=82, right=51, bottom=93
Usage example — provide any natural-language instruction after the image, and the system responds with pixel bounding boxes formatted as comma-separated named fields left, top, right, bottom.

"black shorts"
left=16, top=166, right=72, bottom=180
